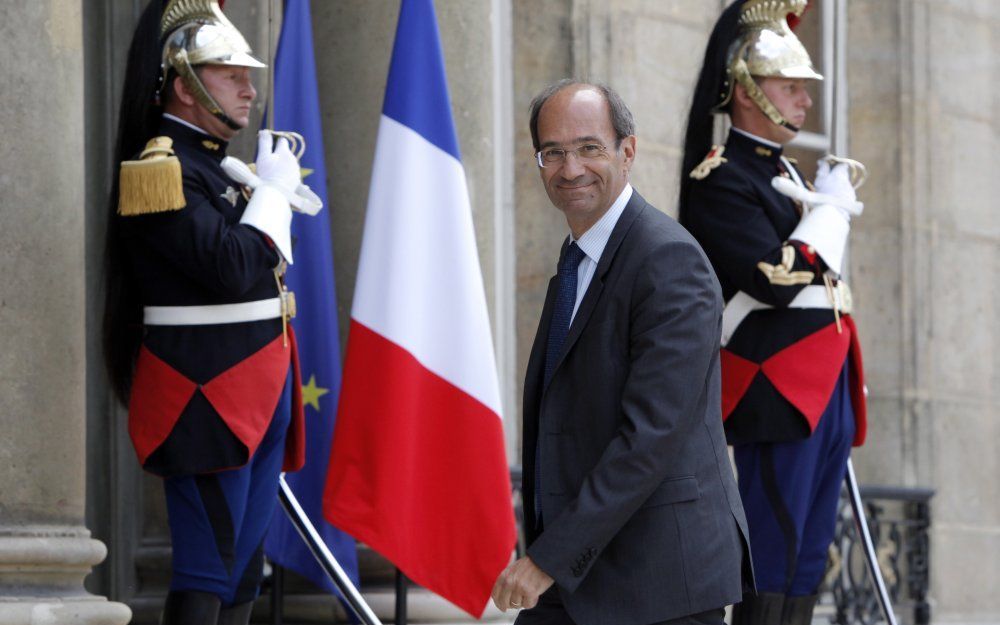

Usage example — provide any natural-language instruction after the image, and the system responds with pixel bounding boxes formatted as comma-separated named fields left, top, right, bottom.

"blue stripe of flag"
left=381, top=0, right=461, bottom=161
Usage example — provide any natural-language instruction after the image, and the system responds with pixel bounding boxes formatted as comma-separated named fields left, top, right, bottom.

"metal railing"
left=822, top=484, right=934, bottom=625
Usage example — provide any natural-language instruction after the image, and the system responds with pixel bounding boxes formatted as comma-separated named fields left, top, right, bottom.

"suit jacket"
left=522, top=191, right=751, bottom=625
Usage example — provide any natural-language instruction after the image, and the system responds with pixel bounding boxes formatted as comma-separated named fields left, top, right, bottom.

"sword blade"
left=267, top=0, right=276, bottom=132
left=845, top=459, right=898, bottom=625
left=277, top=474, right=384, bottom=625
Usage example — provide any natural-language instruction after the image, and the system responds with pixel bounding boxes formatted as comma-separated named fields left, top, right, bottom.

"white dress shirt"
left=569, top=183, right=633, bottom=322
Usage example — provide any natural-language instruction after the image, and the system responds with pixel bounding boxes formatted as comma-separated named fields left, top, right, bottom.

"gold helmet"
left=158, top=0, right=266, bottom=130
left=718, top=0, right=822, bottom=131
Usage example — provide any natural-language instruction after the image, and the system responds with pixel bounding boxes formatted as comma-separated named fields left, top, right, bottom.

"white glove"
left=771, top=165, right=863, bottom=218
left=255, top=131, right=301, bottom=194
left=814, top=159, right=863, bottom=219
left=239, top=131, right=296, bottom=264
left=222, top=130, right=323, bottom=216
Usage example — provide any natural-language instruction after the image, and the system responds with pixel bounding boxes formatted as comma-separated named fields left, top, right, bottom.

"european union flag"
left=263, top=0, right=360, bottom=598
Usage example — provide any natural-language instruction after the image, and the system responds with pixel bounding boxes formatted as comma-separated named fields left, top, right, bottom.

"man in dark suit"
left=491, top=80, right=750, bottom=625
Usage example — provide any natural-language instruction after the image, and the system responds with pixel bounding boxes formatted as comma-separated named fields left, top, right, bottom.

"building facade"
left=0, top=1, right=996, bottom=623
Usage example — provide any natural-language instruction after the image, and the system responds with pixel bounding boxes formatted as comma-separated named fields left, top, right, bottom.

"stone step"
left=359, top=587, right=515, bottom=623
left=235, top=586, right=517, bottom=625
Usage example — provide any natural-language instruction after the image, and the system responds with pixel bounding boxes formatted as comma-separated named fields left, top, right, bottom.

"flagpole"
left=395, top=568, right=408, bottom=625
left=269, top=564, right=284, bottom=625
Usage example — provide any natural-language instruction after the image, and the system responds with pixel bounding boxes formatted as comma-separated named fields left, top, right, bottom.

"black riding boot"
left=217, top=600, right=255, bottom=625
left=731, top=592, right=785, bottom=625
left=161, top=590, right=221, bottom=625
left=781, top=594, right=818, bottom=625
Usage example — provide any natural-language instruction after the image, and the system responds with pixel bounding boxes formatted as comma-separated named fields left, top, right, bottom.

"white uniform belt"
left=143, top=297, right=282, bottom=326
left=721, top=283, right=852, bottom=347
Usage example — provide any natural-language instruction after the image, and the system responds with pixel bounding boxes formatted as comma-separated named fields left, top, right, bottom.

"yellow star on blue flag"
left=300, top=374, right=329, bottom=412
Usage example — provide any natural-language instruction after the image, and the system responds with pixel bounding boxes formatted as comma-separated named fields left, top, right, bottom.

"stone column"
left=849, top=0, right=1000, bottom=621
left=0, top=2, right=131, bottom=624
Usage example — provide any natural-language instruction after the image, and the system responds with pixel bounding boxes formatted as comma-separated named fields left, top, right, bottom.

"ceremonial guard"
left=103, top=1, right=310, bottom=623
left=680, top=2, right=868, bottom=623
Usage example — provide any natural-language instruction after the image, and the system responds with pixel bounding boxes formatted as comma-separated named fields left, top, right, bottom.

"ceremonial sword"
left=844, top=460, right=898, bottom=625
left=278, top=474, right=384, bottom=625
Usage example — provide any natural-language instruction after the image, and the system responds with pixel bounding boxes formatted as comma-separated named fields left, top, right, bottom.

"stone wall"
left=848, top=0, right=1000, bottom=621
left=0, top=1, right=130, bottom=623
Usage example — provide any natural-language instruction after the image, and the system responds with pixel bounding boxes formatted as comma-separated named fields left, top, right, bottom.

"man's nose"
left=560, top=152, right=586, bottom=178
left=802, top=89, right=813, bottom=110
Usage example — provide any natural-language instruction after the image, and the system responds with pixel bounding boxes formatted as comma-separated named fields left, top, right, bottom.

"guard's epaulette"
left=117, top=137, right=186, bottom=216
left=689, top=145, right=728, bottom=180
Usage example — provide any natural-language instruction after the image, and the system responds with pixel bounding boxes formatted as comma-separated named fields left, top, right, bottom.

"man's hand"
left=255, top=131, right=301, bottom=194
left=491, top=556, right=554, bottom=612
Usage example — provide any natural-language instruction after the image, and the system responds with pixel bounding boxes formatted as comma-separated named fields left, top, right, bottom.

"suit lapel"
left=543, top=192, right=647, bottom=393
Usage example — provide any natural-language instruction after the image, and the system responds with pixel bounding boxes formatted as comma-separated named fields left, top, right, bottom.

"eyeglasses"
left=536, top=143, right=609, bottom=168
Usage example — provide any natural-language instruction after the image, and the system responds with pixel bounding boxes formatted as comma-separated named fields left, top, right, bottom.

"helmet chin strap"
left=732, top=58, right=800, bottom=133
left=170, top=49, right=243, bottom=131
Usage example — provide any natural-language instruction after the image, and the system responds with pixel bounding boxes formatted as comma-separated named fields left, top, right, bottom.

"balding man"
left=491, top=80, right=750, bottom=625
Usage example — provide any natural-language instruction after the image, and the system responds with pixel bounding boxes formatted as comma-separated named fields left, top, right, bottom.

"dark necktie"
left=535, top=241, right=585, bottom=526
left=543, top=241, right=586, bottom=386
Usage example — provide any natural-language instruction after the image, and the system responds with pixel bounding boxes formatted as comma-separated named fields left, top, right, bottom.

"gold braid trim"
left=757, top=245, right=814, bottom=286
left=690, top=146, right=728, bottom=180
left=118, top=137, right=186, bottom=217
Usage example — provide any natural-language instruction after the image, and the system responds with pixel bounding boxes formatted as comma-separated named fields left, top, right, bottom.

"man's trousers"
left=163, top=369, right=292, bottom=606
left=514, top=586, right=726, bottom=625
left=733, top=362, right=855, bottom=597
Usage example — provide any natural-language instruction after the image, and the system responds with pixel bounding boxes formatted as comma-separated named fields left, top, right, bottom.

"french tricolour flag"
left=323, top=0, right=516, bottom=617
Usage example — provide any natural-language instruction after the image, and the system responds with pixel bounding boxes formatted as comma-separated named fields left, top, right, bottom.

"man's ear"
left=172, top=75, right=196, bottom=107
left=621, top=135, right=637, bottom=168
left=732, top=83, right=752, bottom=112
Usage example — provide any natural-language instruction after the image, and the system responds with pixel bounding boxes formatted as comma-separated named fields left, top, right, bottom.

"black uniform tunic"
left=684, top=130, right=865, bottom=446
left=121, top=117, right=295, bottom=476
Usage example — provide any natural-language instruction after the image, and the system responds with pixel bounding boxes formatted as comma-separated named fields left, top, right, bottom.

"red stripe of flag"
left=324, top=320, right=515, bottom=617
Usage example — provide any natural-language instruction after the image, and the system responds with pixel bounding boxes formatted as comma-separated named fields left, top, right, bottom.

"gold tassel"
left=117, top=137, right=186, bottom=216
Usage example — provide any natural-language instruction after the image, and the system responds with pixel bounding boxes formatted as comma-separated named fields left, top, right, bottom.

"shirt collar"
left=163, top=113, right=213, bottom=137
left=726, top=127, right=784, bottom=169
left=572, top=183, right=633, bottom=264
left=731, top=126, right=783, bottom=149
left=161, top=114, right=229, bottom=159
